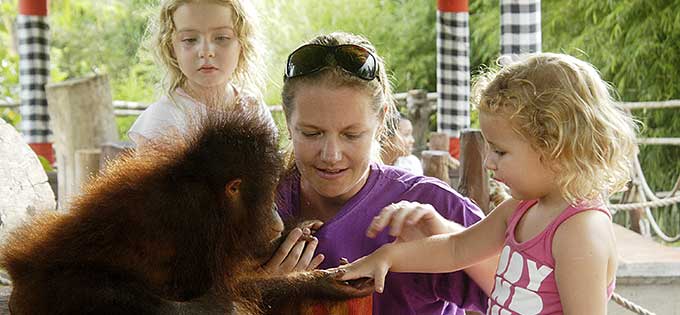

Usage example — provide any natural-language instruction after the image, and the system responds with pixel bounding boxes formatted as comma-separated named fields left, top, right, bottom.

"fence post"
left=74, top=149, right=101, bottom=195
left=421, top=150, right=449, bottom=183
left=428, top=132, right=449, bottom=151
left=46, top=74, right=118, bottom=210
left=100, top=141, right=135, bottom=170
left=458, top=129, right=490, bottom=214
left=405, top=89, right=435, bottom=157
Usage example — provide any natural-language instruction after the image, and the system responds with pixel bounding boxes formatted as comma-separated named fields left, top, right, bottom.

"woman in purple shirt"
left=264, top=32, right=496, bottom=315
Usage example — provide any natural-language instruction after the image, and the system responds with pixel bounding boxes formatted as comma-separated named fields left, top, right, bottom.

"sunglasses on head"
left=284, top=44, right=380, bottom=81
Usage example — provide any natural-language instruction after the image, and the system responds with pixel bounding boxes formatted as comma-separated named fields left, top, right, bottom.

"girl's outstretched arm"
left=339, top=198, right=518, bottom=293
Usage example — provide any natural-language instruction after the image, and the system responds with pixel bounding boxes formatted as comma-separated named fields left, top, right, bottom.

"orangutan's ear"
left=225, top=179, right=242, bottom=202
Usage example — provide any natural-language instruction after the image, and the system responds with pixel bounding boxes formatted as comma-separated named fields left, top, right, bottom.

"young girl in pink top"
left=338, top=53, right=638, bottom=314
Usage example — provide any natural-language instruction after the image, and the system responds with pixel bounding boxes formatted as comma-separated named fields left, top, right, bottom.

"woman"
left=264, top=32, right=495, bottom=315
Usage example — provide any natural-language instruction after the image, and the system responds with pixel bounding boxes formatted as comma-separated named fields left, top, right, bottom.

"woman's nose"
left=320, top=138, right=342, bottom=163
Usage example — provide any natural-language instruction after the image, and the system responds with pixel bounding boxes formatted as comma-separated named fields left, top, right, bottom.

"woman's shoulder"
left=373, top=164, right=472, bottom=207
left=374, top=164, right=486, bottom=225
left=376, top=164, right=455, bottom=193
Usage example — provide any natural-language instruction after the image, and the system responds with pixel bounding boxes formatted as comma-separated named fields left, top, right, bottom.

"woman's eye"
left=181, top=38, right=197, bottom=44
left=301, top=131, right=320, bottom=137
left=215, top=35, right=231, bottom=41
left=344, top=133, right=362, bottom=140
left=494, top=150, right=506, bottom=156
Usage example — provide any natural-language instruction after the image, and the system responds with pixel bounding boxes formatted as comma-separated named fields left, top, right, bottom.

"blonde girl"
left=129, top=0, right=273, bottom=147
left=339, top=52, right=638, bottom=315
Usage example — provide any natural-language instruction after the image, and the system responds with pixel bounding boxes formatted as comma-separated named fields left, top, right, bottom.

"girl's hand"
left=262, top=221, right=325, bottom=275
left=367, top=201, right=463, bottom=242
left=336, top=245, right=393, bottom=293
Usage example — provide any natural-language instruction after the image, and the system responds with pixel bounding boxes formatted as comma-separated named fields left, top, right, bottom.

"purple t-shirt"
left=276, top=163, right=488, bottom=314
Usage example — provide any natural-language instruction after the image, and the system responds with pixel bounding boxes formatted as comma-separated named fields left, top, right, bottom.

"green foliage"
left=0, top=108, right=20, bottom=126
left=257, top=0, right=436, bottom=104
left=0, top=0, right=19, bottom=99
left=115, top=115, right=137, bottom=140
left=38, top=155, right=54, bottom=172
left=48, top=0, right=158, bottom=102
left=271, top=109, right=289, bottom=149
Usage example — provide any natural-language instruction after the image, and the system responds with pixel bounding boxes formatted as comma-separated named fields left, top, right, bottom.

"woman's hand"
left=367, top=201, right=464, bottom=242
left=262, top=220, right=325, bottom=275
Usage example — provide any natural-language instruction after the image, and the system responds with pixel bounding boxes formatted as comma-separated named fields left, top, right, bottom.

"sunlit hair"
left=146, top=0, right=265, bottom=98
left=472, top=53, right=638, bottom=204
left=281, top=32, right=401, bottom=170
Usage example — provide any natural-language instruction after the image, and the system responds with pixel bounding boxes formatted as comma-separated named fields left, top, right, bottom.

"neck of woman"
left=299, top=184, right=347, bottom=223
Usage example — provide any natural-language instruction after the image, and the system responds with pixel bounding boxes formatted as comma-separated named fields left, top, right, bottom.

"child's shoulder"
left=552, top=203, right=615, bottom=260
left=554, top=206, right=613, bottom=242
left=142, top=93, right=195, bottom=117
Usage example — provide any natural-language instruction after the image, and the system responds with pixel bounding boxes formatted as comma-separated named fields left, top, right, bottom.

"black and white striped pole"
left=436, top=0, right=469, bottom=159
left=17, top=0, right=53, bottom=164
left=500, top=0, right=542, bottom=64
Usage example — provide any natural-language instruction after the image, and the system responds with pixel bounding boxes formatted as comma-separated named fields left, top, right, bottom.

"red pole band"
left=437, top=0, right=468, bottom=13
left=29, top=143, right=55, bottom=165
left=449, top=137, right=461, bottom=160
left=19, top=0, right=48, bottom=16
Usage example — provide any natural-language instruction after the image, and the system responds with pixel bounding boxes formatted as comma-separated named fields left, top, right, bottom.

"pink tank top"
left=486, top=200, right=615, bottom=315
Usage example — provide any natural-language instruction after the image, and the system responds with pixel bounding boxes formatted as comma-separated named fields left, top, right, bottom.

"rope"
left=621, top=99, right=680, bottom=110
left=631, top=154, right=680, bottom=242
left=611, top=292, right=656, bottom=315
left=607, top=153, right=680, bottom=242
left=608, top=195, right=680, bottom=210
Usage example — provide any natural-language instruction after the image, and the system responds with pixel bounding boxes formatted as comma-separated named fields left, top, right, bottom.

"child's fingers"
left=367, top=205, right=398, bottom=238
left=383, top=201, right=421, bottom=237
left=337, top=267, right=386, bottom=294
left=402, top=208, right=426, bottom=226
left=374, top=266, right=388, bottom=293
left=387, top=205, right=412, bottom=237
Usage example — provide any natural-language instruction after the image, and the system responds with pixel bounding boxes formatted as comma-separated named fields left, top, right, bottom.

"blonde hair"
left=472, top=53, right=638, bottom=203
left=147, top=0, right=264, bottom=98
left=281, top=32, right=401, bottom=169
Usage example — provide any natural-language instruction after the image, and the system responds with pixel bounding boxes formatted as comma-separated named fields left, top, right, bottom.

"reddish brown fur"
left=0, top=109, right=371, bottom=315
